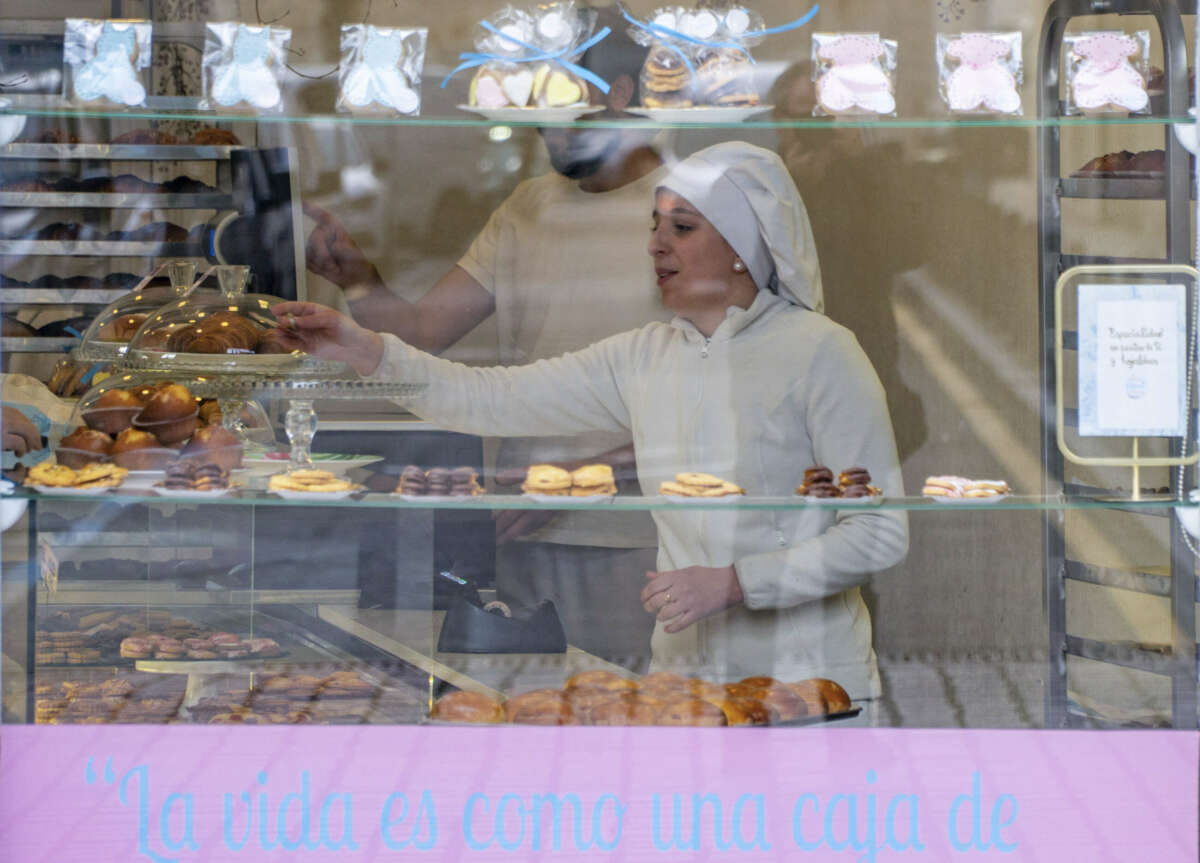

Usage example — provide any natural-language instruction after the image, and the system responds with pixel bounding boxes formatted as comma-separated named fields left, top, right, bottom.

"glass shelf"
left=0, top=103, right=1193, bottom=131
left=8, top=490, right=1196, bottom=512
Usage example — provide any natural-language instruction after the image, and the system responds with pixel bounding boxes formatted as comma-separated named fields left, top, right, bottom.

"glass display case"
left=1, top=0, right=1198, bottom=738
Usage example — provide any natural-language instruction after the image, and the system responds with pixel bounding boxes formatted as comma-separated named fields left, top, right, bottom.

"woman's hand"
left=2, top=407, right=42, bottom=457
left=641, top=565, right=745, bottom=634
left=270, top=301, right=385, bottom=376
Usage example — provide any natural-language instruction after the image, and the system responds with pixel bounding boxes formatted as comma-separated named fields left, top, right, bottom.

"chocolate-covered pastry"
left=425, top=467, right=451, bottom=496
left=163, top=461, right=196, bottom=489
left=803, top=466, right=834, bottom=485
left=838, top=467, right=871, bottom=488
left=803, top=481, right=841, bottom=498
left=841, top=484, right=874, bottom=498
left=192, top=463, right=230, bottom=490
left=450, top=466, right=483, bottom=496
left=398, top=465, right=427, bottom=495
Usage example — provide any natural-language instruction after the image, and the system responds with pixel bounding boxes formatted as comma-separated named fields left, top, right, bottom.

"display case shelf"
left=1063, top=560, right=1173, bottom=597
left=0, top=239, right=202, bottom=257
left=0, top=287, right=128, bottom=305
left=0, top=143, right=241, bottom=161
left=1, top=336, right=76, bottom=352
left=1065, top=635, right=1175, bottom=676
left=1058, top=176, right=1194, bottom=200
left=0, top=100, right=1195, bottom=130
left=0, top=192, right=232, bottom=208
left=10, top=489, right=1199, bottom=512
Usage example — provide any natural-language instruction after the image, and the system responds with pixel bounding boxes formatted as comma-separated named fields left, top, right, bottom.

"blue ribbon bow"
left=441, top=23, right=612, bottom=94
left=621, top=4, right=819, bottom=72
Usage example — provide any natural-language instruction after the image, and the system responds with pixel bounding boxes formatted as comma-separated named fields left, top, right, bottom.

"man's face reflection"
left=539, top=123, right=625, bottom=179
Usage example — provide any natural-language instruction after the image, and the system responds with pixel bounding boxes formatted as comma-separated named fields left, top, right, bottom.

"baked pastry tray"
left=423, top=707, right=862, bottom=728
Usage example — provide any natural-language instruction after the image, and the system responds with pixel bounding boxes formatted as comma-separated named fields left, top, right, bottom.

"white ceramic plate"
left=457, top=105, right=604, bottom=123
left=270, top=488, right=360, bottom=501
left=802, top=494, right=883, bottom=506
left=394, top=493, right=470, bottom=503
left=524, top=492, right=614, bottom=504
left=29, top=484, right=118, bottom=496
left=241, top=454, right=382, bottom=476
left=150, top=485, right=236, bottom=499
left=928, top=494, right=1009, bottom=504
left=660, top=493, right=743, bottom=504
left=628, top=105, right=771, bottom=124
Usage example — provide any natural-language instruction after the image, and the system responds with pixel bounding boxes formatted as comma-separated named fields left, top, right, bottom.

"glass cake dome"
left=122, top=265, right=347, bottom=374
left=75, top=261, right=208, bottom=362
left=55, top=370, right=274, bottom=472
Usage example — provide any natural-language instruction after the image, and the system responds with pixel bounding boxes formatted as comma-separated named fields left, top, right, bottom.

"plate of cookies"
left=26, top=461, right=129, bottom=495
left=151, top=461, right=238, bottom=498
left=659, top=471, right=745, bottom=502
left=628, top=105, right=772, bottom=125
left=267, top=469, right=362, bottom=500
left=923, top=476, right=1009, bottom=503
left=521, top=463, right=617, bottom=503
left=795, top=466, right=883, bottom=505
left=394, top=465, right=484, bottom=501
left=456, top=105, right=605, bottom=123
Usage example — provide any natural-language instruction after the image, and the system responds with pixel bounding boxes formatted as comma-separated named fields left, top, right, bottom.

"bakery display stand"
left=1037, top=0, right=1199, bottom=728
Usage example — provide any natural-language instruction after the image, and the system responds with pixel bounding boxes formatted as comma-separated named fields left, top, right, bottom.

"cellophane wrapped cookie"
left=63, top=19, right=152, bottom=108
left=630, top=7, right=700, bottom=108
left=468, top=3, right=592, bottom=109
left=1064, top=30, right=1150, bottom=115
left=812, top=32, right=898, bottom=117
left=338, top=24, right=428, bottom=116
left=937, top=32, right=1022, bottom=115
left=693, top=6, right=764, bottom=107
left=201, top=22, right=292, bottom=113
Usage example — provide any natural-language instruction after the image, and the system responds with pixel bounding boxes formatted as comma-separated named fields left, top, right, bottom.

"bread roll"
left=505, top=689, right=576, bottom=725
left=746, top=686, right=808, bottom=722
left=584, top=695, right=662, bottom=726
left=655, top=697, right=727, bottom=726
left=430, top=691, right=505, bottom=724
left=637, top=672, right=694, bottom=695
left=57, top=427, right=112, bottom=468
left=82, top=388, right=143, bottom=434
left=110, top=428, right=175, bottom=470
left=178, top=425, right=243, bottom=471
left=564, top=670, right=637, bottom=693
left=97, top=314, right=147, bottom=342
left=810, top=679, right=851, bottom=714
left=786, top=680, right=828, bottom=716
left=715, top=696, right=776, bottom=726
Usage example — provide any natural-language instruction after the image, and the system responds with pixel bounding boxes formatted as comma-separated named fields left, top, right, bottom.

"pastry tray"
left=423, top=707, right=862, bottom=727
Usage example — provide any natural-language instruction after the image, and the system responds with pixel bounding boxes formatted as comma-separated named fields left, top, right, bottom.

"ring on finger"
left=287, top=312, right=297, bottom=330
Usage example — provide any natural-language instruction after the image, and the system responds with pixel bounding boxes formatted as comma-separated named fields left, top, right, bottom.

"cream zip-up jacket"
left=371, top=290, right=908, bottom=697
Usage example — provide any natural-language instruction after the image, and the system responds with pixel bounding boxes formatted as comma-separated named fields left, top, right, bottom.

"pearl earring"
left=732, top=260, right=746, bottom=273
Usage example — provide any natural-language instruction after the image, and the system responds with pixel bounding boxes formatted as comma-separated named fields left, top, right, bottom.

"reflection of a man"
left=305, top=13, right=669, bottom=670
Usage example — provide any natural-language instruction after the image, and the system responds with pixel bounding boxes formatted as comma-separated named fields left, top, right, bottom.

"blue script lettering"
left=381, top=790, right=438, bottom=851
left=652, top=793, right=768, bottom=852
left=948, top=772, right=1019, bottom=853
left=462, top=792, right=625, bottom=851
left=117, top=764, right=183, bottom=863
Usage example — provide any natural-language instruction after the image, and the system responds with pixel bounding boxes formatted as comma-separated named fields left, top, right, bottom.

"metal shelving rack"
left=1038, top=0, right=1199, bottom=728
left=0, top=20, right=243, bottom=356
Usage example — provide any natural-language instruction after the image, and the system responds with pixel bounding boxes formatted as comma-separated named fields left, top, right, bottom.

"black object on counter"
left=437, top=596, right=567, bottom=654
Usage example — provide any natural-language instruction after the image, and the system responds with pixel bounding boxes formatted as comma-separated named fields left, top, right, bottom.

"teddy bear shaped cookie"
left=945, top=34, right=1021, bottom=114
left=1071, top=33, right=1148, bottom=113
left=816, top=35, right=896, bottom=115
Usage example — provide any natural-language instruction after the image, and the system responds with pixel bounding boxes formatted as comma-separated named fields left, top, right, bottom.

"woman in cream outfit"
left=274, top=143, right=908, bottom=708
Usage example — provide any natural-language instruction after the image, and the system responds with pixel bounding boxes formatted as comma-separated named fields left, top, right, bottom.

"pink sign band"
left=1, top=727, right=1195, bottom=861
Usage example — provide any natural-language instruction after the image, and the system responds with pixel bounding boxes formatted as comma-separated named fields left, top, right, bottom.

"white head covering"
left=658, top=141, right=824, bottom=312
